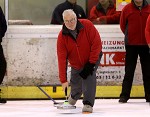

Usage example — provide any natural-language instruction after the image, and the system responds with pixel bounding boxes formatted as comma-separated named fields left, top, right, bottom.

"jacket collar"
left=96, top=0, right=114, bottom=13
left=132, top=0, right=148, bottom=8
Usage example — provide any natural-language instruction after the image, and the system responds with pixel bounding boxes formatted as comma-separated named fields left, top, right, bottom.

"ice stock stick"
left=65, top=87, right=68, bottom=100
left=37, top=85, right=60, bottom=105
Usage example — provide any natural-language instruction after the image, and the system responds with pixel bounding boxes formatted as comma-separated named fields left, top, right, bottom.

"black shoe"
left=119, top=97, right=128, bottom=103
left=0, top=99, right=7, bottom=103
left=145, top=94, right=150, bottom=102
left=146, top=99, right=150, bottom=102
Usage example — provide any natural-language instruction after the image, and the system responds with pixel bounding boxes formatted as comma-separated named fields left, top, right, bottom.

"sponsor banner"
left=96, top=37, right=142, bottom=85
left=102, top=40, right=125, bottom=52
left=101, top=40, right=125, bottom=66
left=97, top=66, right=124, bottom=85
left=100, top=52, right=125, bottom=67
left=96, top=38, right=125, bottom=85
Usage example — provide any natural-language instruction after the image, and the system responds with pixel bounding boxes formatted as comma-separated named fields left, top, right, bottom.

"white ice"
left=0, top=99, right=150, bottom=117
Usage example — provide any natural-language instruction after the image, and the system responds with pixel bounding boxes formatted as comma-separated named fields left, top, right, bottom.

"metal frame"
left=4, top=0, right=8, bottom=25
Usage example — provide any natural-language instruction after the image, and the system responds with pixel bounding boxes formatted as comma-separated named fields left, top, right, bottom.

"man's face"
left=99, top=0, right=109, bottom=5
left=64, top=15, right=77, bottom=30
left=134, top=0, right=143, bottom=6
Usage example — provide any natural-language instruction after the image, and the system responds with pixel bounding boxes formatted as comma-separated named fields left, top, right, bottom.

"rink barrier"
left=0, top=86, right=144, bottom=99
left=0, top=25, right=144, bottom=99
left=3, top=25, right=142, bottom=86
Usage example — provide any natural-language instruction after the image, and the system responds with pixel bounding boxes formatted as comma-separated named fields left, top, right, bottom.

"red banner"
left=100, top=52, right=125, bottom=66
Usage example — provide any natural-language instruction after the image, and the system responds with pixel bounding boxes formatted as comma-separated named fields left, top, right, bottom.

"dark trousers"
left=120, top=45, right=150, bottom=100
left=70, top=52, right=102, bottom=107
left=0, top=44, right=6, bottom=84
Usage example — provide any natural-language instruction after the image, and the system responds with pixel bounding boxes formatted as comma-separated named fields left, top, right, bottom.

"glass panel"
left=0, top=0, right=5, bottom=11
left=9, top=0, right=86, bottom=25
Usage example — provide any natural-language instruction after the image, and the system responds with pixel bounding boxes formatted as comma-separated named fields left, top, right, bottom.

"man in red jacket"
left=119, top=0, right=150, bottom=103
left=0, top=6, right=7, bottom=103
left=57, top=9, right=102, bottom=113
left=89, top=0, right=121, bottom=24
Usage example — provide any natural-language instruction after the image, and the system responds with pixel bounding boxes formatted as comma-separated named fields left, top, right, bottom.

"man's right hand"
left=62, top=82, right=69, bottom=92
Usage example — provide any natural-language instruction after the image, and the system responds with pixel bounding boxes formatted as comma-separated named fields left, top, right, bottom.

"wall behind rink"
left=2, top=25, right=142, bottom=86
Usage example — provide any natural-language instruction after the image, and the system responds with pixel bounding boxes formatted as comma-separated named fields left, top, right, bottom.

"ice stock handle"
left=65, top=87, right=67, bottom=97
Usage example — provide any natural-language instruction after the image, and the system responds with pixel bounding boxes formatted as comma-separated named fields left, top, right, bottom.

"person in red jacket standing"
left=119, top=0, right=150, bottom=103
left=0, top=6, right=7, bottom=103
left=57, top=9, right=102, bottom=113
left=89, top=0, right=121, bottom=24
left=145, top=14, right=150, bottom=53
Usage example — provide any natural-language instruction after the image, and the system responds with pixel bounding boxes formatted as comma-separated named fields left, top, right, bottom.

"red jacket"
left=57, top=19, right=102, bottom=83
left=120, top=0, right=150, bottom=45
left=145, top=14, right=150, bottom=44
left=89, top=2, right=121, bottom=24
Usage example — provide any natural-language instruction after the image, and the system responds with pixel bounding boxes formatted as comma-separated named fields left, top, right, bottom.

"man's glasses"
left=64, top=18, right=76, bottom=24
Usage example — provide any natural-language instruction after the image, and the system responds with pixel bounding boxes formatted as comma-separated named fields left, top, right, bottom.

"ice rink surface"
left=0, top=99, right=150, bottom=117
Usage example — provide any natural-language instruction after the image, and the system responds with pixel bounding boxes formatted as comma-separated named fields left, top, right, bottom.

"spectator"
left=51, top=0, right=86, bottom=24
left=119, top=0, right=150, bottom=103
left=89, top=0, right=121, bottom=24
left=0, top=6, right=7, bottom=103
left=57, top=9, right=102, bottom=113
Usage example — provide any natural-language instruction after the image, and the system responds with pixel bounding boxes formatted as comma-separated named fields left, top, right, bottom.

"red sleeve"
left=57, top=31, right=68, bottom=83
left=145, top=15, right=150, bottom=45
left=120, top=8, right=127, bottom=34
left=89, top=6, right=99, bottom=23
left=101, top=11, right=121, bottom=24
